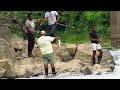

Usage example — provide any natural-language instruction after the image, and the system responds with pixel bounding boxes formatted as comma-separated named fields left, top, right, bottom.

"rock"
left=93, top=64, right=112, bottom=73
left=75, top=44, right=92, bottom=63
left=14, top=58, right=44, bottom=78
left=11, top=40, right=25, bottom=57
left=33, top=47, right=41, bottom=57
left=0, top=59, right=16, bottom=78
left=110, top=64, right=115, bottom=71
left=93, top=64, right=103, bottom=69
left=0, top=67, right=6, bottom=78
left=16, top=57, right=23, bottom=60
left=0, top=39, right=16, bottom=62
left=55, top=59, right=83, bottom=74
left=75, top=44, right=115, bottom=70
left=81, top=66, right=93, bottom=75
left=0, top=25, right=11, bottom=44
left=65, top=44, right=77, bottom=59
left=54, top=56, right=62, bottom=62
left=12, top=39, right=41, bottom=57
left=53, top=44, right=73, bottom=62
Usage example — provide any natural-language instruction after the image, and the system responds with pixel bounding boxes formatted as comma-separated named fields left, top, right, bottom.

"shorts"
left=90, top=43, right=102, bottom=51
left=42, top=53, right=54, bottom=64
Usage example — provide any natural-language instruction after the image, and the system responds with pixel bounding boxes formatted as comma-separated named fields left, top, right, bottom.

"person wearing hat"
left=89, top=24, right=103, bottom=65
left=37, top=30, right=60, bottom=76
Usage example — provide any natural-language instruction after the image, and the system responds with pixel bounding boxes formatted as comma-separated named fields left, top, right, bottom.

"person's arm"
left=43, top=17, right=49, bottom=21
left=34, top=18, right=44, bottom=24
left=54, top=37, right=60, bottom=40
left=90, top=37, right=100, bottom=42
left=26, top=27, right=34, bottom=34
left=55, top=14, right=60, bottom=24
left=48, top=36, right=60, bottom=42
left=44, top=12, right=49, bottom=22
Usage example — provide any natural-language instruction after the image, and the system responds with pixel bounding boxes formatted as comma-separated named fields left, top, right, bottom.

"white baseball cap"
left=41, top=30, right=46, bottom=34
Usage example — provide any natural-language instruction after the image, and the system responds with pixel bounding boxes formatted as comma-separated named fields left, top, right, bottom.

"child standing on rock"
left=89, top=24, right=103, bottom=65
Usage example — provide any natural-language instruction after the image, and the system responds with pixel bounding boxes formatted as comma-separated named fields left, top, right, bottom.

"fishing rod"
left=57, top=23, right=75, bottom=29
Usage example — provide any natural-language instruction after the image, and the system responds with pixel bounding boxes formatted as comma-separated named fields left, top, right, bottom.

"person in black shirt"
left=89, top=24, right=103, bottom=65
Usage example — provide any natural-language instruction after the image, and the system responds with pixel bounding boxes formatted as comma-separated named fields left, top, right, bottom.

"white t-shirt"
left=25, top=19, right=35, bottom=33
left=45, top=11, right=58, bottom=25
left=37, top=36, right=54, bottom=55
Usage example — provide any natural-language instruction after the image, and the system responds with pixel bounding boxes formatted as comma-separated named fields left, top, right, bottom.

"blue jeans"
left=48, top=24, right=57, bottom=37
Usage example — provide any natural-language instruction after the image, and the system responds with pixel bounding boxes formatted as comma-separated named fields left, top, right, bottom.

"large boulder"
left=11, top=39, right=41, bottom=58
left=11, top=40, right=26, bottom=57
left=0, top=23, right=16, bottom=78
left=74, top=44, right=115, bottom=71
left=81, top=66, right=93, bottom=75
left=14, top=57, right=43, bottom=78
left=65, top=44, right=77, bottom=59
left=55, top=59, right=83, bottom=74
left=93, top=64, right=112, bottom=73
left=0, top=67, right=6, bottom=78
left=53, top=44, right=73, bottom=62
left=75, top=44, right=93, bottom=63
left=0, top=25, right=11, bottom=44
left=0, top=59, right=16, bottom=78
left=0, top=39, right=16, bottom=62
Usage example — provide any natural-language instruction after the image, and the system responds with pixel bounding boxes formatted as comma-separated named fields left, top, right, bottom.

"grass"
left=11, top=28, right=111, bottom=48
left=55, top=29, right=110, bottom=46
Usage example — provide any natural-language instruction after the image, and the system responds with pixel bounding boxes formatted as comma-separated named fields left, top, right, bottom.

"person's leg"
left=51, top=24, right=58, bottom=44
left=48, top=53, right=56, bottom=75
left=26, top=33, right=32, bottom=55
left=92, top=51, right=96, bottom=65
left=44, top=64, right=48, bottom=76
left=30, top=34, right=35, bottom=54
left=91, top=43, right=97, bottom=65
left=26, top=33, right=35, bottom=57
left=48, top=25, right=52, bottom=36
left=51, top=24, right=57, bottom=37
left=97, top=44, right=103, bottom=64
left=43, top=55, right=49, bottom=76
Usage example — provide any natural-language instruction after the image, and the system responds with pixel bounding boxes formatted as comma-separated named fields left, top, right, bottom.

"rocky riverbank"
left=0, top=22, right=115, bottom=78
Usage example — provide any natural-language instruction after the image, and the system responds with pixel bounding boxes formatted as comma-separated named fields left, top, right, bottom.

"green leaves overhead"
left=0, top=11, right=110, bottom=44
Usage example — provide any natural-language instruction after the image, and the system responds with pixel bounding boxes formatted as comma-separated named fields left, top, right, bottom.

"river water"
left=28, top=49, right=120, bottom=79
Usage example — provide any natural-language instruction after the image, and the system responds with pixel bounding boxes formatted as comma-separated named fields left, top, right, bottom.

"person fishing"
left=37, top=30, right=60, bottom=77
left=44, top=11, right=60, bottom=37
left=89, top=24, right=103, bottom=65
left=25, top=13, right=43, bottom=57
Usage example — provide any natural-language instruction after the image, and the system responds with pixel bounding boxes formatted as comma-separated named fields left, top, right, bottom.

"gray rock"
left=81, top=66, right=92, bottom=75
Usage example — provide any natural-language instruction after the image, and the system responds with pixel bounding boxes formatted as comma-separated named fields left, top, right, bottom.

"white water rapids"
left=23, top=49, right=120, bottom=79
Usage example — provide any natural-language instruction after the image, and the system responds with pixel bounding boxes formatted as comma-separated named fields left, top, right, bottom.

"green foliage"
left=0, top=11, right=110, bottom=46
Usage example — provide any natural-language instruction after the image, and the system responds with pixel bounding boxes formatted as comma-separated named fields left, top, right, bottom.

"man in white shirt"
left=25, top=13, right=43, bottom=57
left=37, top=30, right=60, bottom=76
left=44, top=11, right=60, bottom=37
